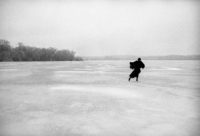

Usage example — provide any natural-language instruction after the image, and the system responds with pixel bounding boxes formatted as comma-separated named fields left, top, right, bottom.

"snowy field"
left=0, top=60, right=199, bottom=136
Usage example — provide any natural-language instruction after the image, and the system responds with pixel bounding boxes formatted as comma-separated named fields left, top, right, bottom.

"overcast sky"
left=0, top=0, right=199, bottom=56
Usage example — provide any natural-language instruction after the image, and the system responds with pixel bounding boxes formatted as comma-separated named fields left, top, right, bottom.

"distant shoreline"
left=1, top=55, right=198, bottom=62
left=82, top=55, right=200, bottom=61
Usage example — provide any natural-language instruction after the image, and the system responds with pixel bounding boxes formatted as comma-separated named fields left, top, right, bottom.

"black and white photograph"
left=0, top=0, right=199, bottom=136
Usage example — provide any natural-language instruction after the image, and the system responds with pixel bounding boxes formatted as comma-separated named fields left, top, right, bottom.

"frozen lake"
left=0, top=60, right=199, bottom=136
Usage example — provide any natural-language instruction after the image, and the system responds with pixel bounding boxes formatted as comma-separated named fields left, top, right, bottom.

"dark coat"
left=129, top=60, right=145, bottom=78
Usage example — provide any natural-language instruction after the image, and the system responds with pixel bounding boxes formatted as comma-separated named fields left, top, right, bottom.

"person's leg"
left=128, top=76, right=131, bottom=82
left=129, top=71, right=134, bottom=82
left=136, top=74, right=139, bottom=82
left=136, top=71, right=141, bottom=82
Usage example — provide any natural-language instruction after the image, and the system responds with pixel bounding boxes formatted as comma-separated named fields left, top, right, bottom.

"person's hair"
left=138, top=58, right=141, bottom=61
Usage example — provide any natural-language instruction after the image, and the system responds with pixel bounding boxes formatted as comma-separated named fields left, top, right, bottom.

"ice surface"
left=0, top=60, right=199, bottom=136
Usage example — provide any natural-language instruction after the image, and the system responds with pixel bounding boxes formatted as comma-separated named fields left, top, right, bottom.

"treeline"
left=0, top=39, right=83, bottom=61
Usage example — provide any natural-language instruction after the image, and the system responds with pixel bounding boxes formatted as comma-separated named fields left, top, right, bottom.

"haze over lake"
left=0, top=60, right=199, bottom=136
